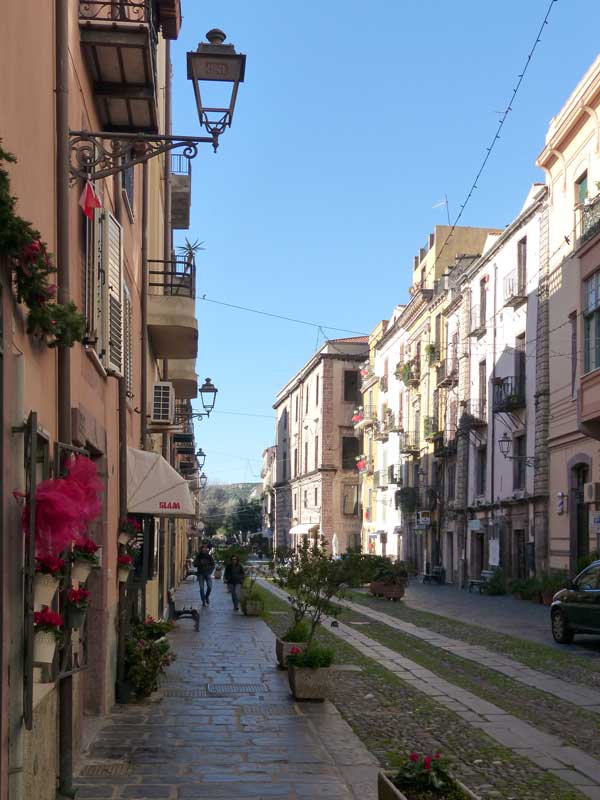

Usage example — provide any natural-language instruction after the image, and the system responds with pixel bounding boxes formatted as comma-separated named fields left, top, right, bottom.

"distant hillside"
left=210, top=482, right=261, bottom=502
left=199, top=482, right=262, bottom=537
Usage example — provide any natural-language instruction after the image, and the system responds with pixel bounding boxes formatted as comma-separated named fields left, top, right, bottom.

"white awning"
left=289, top=523, right=319, bottom=536
left=127, top=447, right=195, bottom=518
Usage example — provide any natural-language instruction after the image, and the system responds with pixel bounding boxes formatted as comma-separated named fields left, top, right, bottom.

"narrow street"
left=75, top=578, right=378, bottom=800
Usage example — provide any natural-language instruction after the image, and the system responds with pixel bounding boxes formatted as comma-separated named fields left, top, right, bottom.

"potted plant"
left=118, top=517, right=141, bottom=546
left=71, top=537, right=100, bottom=584
left=125, top=634, right=176, bottom=699
left=425, top=343, right=439, bottom=366
left=241, top=574, right=264, bottom=616
left=34, top=555, right=64, bottom=608
left=214, top=563, right=223, bottom=580
left=287, top=643, right=334, bottom=701
left=276, top=619, right=310, bottom=669
left=65, top=587, right=90, bottom=629
left=133, top=616, right=175, bottom=642
left=33, top=608, right=63, bottom=664
left=378, top=751, right=479, bottom=799
left=117, top=554, right=133, bottom=583
left=370, top=562, right=409, bottom=601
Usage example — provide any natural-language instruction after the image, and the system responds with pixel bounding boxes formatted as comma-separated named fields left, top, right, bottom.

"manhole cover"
left=81, top=763, right=130, bottom=777
left=161, top=688, right=209, bottom=698
left=208, top=683, right=268, bottom=694
left=240, top=704, right=297, bottom=715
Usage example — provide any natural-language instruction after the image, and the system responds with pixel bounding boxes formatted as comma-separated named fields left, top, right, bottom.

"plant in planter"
left=276, top=619, right=310, bottom=668
left=71, top=537, right=100, bottom=584
left=425, top=343, right=439, bottom=366
left=132, top=616, right=175, bottom=642
left=370, top=561, right=410, bottom=601
left=65, top=587, right=90, bottom=629
left=482, top=567, right=506, bottom=596
left=117, top=554, right=134, bottom=583
left=118, top=517, right=141, bottom=545
left=287, top=643, right=334, bottom=701
left=352, top=408, right=364, bottom=424
left=379, top=751, right=478, bottom=800
left=125, top=634, right=176, bottom=699
left=240, top=573, right=264, bottom=616
left=34, top=555, right=64, bottom=608
left=33, top=608, right=63, bottom=664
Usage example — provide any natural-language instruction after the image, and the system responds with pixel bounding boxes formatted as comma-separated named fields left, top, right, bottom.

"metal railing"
left=171, top=154, right=192, bottom=176
left=580, top=194, right=600, bottom=243
left=424, top=416, right=442, bottom=439
left=148, top=257, right=196, bottom=299
left=492, top=376, right=526, bottom=413
left=469, top=304, right=485, bottom=335
left=503, top=268, right=527, bottom=306
left=79, top=0, right=151, bottom=22
left=436, top=358, right=458, bottom=387
left=399, top=431, right=420, bottom=454
left=460, top=398, right=487, bottom=425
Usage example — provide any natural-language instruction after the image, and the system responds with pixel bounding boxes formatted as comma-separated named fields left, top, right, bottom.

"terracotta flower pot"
left=276, top=638, right=307, bottom=669
left=33, top=631, right=57, bottom=664
left=66, top=606, right=87, bottom=630
left=288, top=665, right=331, bottom=701
left=34, top=573, right=59, bottom=609
left=118, top=566, right=131, bottom=583
left=378, top=771, right=480, bottom=800
left=72, top=561, right=92, bottom=585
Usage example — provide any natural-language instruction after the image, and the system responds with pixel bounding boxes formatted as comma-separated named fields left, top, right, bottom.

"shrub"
left=72, top=537, right=100, bottom=565
left=484, top=567, right=507, bottom=596
left=287, top=643, right=334, bottom=669
left=576, top=550, right=600, bottom=576
left=125, top=636, right=175, bottom=698
left=132, top=616, right=175, bottom=642
left=282, top=620, right=310, bottom=643
left=374, top=561, right=410, bottom=585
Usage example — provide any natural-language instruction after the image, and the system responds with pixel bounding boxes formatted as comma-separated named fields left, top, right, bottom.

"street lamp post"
left=199, top=378, right=218, bottom=416
left=498, top=433, right=538, bottom=468
left=196, top=448, right=206, bottom=469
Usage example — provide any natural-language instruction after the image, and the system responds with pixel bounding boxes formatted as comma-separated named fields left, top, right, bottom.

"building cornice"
left=273, top=351, right=366, bottom=408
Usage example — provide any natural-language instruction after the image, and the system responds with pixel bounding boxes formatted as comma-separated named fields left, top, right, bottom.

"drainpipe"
left=56, top=0, right=75, bottom=795
left=115, top=377, right=128, bottom=700
left=140, top=162, right=149, bottom=449
left=491, top=264, right=497, bottom=571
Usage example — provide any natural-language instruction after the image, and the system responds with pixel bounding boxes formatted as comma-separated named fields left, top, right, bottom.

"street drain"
left=240, top=704, right=297, bottom=715
left=80, top=763, right=130, bottom=777
left=161, top=688, right=209, bottom=698
left=208, top=683, right=268, bottom=694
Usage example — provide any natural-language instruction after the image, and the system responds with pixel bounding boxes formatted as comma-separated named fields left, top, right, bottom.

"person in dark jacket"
left=224, top=556, right=245, bottom=611
left=194, top=545, right=215, bottom=607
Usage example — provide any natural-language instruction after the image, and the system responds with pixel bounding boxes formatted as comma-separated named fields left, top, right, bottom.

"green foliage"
left=483, top=567, right=507, bottom=596
left=213, top=544, right=249, bottom=565
left=398, top=487, right=419, bottom=513
left=425, top=343, right=439, bottom=365
left=0, top=143, right=85, bottom=348
left=373, top=561, right=410, bottom=585
left=132, top=617, right=175, bottom=642
left=576, top=549, right=600, bottom=575
left=539, top=571, right=568, bottom=593
left=282, top=620, right=310, bottom=643
left=275, top=538, right=357, bottom=641
left=287, top=642, right=334, bottom=669
left=391, top=751, right=456, bottom=795
left=510, top=576, right=542, bottom=600
left=224, top=498, right=262, bottom=536
left=125, top=635, right=175, bottom=698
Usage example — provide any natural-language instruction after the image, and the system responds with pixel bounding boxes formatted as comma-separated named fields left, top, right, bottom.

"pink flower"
left=434, top=752, right=441, bottom=760
left=409, top=752, right=419, bottom=763
left=423, top=756, right=432, bottom=770
left=289, top=646, right=301, bottom=655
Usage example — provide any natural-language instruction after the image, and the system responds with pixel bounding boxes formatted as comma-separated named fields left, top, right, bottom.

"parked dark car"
left=551, top=560, right=600, bottom=643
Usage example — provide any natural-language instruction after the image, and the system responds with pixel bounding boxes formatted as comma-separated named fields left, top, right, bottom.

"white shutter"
left=102, top=212, right=123, bottom=376
left=90, top=208, right=104, bottom=349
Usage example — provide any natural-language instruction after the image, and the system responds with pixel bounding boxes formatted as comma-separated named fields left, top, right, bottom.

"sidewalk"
left=75, top=578, right=378, bottom=800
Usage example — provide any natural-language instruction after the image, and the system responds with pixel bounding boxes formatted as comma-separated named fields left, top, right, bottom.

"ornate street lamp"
left=498, top=432, right=537, bottom=468
left=199, top=378, right=218, bottom=415
left=199, top=473, right=208, bottom=490
left=187, top=29, right=246, bottom=142
left=196, top=448, right=206, bottom=469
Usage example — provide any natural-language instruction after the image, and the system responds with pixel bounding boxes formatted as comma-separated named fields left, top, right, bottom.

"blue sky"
left=170, top=0, right=600, bottom=484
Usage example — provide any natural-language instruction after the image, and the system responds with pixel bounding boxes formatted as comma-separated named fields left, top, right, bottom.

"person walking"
left=224, top=555, right=245, bottom=612
left=194, top=545, right=215, bottom=607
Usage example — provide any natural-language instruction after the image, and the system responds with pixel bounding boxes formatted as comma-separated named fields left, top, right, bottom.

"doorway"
left=446, top=531, right=454, bottom=581
left=572, top=463, right=590, bottom=567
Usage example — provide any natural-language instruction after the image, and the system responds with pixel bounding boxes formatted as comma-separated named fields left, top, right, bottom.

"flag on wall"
left=78, top=181, right=101, bottom=220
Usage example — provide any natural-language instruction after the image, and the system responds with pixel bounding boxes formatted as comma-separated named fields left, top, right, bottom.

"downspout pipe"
left=491, top=263, right=497, bottom=566
left=115, top=377, right=128, bottom=701
left=140, top=162, right=149, bottom=449
left=56, top=0, right=74, bottom=796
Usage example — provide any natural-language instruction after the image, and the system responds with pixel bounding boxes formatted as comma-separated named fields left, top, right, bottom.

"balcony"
left=360, top=362, right=376, bottom=388
left=503, top=269, right=527, bottom=309
left=436, top=359, right=458, bottom=388
left=171, top=155, right=192, bottom=230
left=168, top=359, right=198, bottom=399
left=468, top=305, right=486, bottom=338
left=155, top=0, right=182, bottom=40
left=147, top=258, right=198, bottom=359
left=580, top=194, right=600, bottom=244
left=353, top=405, right=376, bottom=430
left=399, top=432, right=420, bottom=456
left=173, top=432, right=195, bottom=455
left=388, top=413, right=404, bottom=433
left=459, top=399, right=487, bottom=428
left=579, top=368, right=600, bottom=440
left=79, top=0, right=159, bottom=133
left=373, top=419, right=389, bottom=442
left=396, top=358, right=421, bottom=388
left=374, top=470, right=389, bottom=490
left=492, top=376, right=526, bottom=413
left=424, top=416, right=442, bottom=441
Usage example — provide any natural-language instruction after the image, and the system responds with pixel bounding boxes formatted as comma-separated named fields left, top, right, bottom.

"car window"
left=577, top=565, right=600, bottom=590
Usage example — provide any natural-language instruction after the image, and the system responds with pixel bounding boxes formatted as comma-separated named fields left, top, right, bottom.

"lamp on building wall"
left=196, top=448, right=206, bottom=469
left=498, top=432, right=537, bottom=468
left=199, top=378, right=218, bottom=415
left=187, top=29, right=246, bottom=145
left=199, top=473, right=208, bottom=490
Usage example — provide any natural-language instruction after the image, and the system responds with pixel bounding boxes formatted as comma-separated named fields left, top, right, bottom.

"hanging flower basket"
left=34, top=573, right=59, bottom=609
left=34, top=631, right=58, bottom=664
left=118, top=554, right=133, bottom=583
left=71, top=537, right=100, bottom=584
left=71, top=560, right=92, bottom=585
left=65, top=588, right=90, bottom=629
left=33, top=608, right=63, bottom=664
left=119, top=517, right=141, bottom=545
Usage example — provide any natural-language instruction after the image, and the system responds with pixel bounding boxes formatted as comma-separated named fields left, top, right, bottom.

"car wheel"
left=551, top=609, right=574, bottom=644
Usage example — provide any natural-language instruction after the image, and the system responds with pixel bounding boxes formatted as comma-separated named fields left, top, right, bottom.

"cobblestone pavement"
left=339, top=595, right=600, bottom=712
left=262, top=580, right=600, bottom=800
left=75, top=578, right=378, bottom=800
left=401, top=582, right=600, bottom=654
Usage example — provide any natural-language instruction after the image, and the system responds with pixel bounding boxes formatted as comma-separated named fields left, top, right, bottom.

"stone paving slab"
left=262, top=579, right=600, bottom=797
left=75, top=579, right=378, bottom=800
left=341, top=595, right=600, bottom=711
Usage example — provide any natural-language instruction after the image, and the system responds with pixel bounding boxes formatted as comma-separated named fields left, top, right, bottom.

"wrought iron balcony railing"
left=424, top=416, right=442, bottom=440
left=148, top=257, right=196, bottom=299
left=503, top=268, right=527, bottom=308
left=469, top=304, right=486, bottom=337
left=399, top=432, right=420, bottom=455
left=436, top=358, right=458, bottom=388
left=580, top=194, right=600, bottom=244
left=459, top=398, right=487, bottom=427
left=492, top=376, right=526, bottom=413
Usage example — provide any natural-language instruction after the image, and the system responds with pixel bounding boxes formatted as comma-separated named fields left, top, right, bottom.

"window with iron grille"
left=476, top=445, right=487, bottom=496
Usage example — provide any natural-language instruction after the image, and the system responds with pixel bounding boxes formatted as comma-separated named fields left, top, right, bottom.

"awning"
left=127, top=447, right=195, bottom=518
left=289, top=523, right=319, bottom=536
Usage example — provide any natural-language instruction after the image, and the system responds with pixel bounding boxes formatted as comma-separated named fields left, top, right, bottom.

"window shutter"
left=102, top=212, right=123, bottom=375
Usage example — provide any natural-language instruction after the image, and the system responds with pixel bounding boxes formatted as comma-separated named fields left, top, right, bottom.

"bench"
left=167, top=589, right=200, bottom=631
left=422, top=566, right=446, bottom=585
left=468, top=569, right=496, bottom=593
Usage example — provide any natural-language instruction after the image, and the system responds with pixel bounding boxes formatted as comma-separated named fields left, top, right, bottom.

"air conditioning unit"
left=584, top=482, right=600, bottom=504
left=151, top=382, right=175, bottom=424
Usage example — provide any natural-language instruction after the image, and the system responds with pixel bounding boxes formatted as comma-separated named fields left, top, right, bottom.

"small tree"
left=276, top=539, right=356, bottom=643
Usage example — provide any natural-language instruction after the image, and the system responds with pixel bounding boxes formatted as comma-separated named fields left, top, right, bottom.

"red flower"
left=68, top=588, right=90, bottom=605
left=35, top=555, right=65, bottom=575
left=145, top=616, right=155, bottom=623
left=289, top=646, right=301, bottom=655
left=75, top=537, right=100, bottom=555
left=118, top=554, right=133, bottom=566
left=434, top=752, right=441, bottom=760
left=34, top=608, right=63, bottom=628
left=409, top=752, right=419, bottom=763
left=423, top=756, right=432, bottom=770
